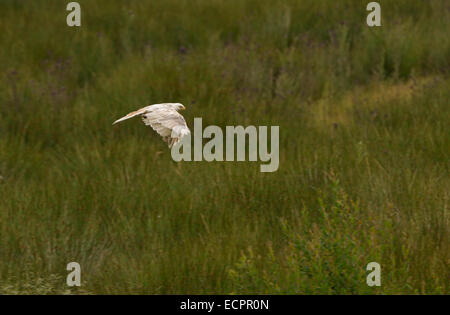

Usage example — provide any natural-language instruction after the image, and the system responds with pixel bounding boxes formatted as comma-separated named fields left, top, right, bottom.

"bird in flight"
left=113, top=103, right=190, bottom=148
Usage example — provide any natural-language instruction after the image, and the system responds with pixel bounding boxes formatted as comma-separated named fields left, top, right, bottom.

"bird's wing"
left=112, top=106, right=151, bottom=125
left=112, top=104, right=168, bottom=125
left=142, top=108, right=190, bottom=148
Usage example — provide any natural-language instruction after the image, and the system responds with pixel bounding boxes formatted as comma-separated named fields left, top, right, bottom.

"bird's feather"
left=113, top=103, right=190, bottom=148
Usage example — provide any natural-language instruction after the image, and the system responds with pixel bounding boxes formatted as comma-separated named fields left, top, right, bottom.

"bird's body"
left=113, top=103, right=190, bottom=148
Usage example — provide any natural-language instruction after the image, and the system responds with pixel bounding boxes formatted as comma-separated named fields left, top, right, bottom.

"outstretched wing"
left=112, top=106, right=151, bottom=125
left=142, top=108, right=190, bottom=148
left=113, top=104, right=190, bottom=148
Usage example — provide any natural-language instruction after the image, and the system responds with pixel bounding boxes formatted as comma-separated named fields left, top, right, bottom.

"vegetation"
left=0, top=0, right=448, bottom=294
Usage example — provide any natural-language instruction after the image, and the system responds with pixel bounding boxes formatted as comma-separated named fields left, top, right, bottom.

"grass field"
left=0, top=0, right=448, bottom=294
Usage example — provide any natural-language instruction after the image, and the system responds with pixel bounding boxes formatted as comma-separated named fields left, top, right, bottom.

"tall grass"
left=0, top=0, right=448, bottom=294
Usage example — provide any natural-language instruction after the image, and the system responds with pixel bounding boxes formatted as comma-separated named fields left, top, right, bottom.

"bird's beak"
left=181, top=105, right=186, bottom=110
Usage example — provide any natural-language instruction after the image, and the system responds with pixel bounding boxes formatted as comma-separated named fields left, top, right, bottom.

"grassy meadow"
left=0, top=0, right=449, bottom=294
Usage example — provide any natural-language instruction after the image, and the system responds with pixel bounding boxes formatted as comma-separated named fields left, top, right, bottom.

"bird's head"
left=173, top=103, right=186, bottom=111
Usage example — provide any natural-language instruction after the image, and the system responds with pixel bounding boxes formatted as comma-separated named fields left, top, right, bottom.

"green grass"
left=0, top=0, right=448, bottom=294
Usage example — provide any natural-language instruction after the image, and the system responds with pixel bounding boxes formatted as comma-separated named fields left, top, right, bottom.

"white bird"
left=113, top=103, right=190, bottom=148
